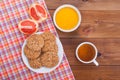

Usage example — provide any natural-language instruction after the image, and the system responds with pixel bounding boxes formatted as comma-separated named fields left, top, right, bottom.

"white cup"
left=76, top=42, right=99, bottom=66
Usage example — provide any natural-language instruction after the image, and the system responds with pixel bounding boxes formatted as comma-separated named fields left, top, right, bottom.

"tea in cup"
left=76, top=42, right=99, bottom=66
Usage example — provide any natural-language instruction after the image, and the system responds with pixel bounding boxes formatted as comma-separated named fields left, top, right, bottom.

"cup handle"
left=93, top=60, right=99, bottom=66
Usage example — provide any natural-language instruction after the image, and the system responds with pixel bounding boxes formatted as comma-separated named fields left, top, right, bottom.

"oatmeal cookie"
left=52, top=54, right=59, bottom=66
left=40, top=52, right=59, bottom=68
left=41, top=40, right=58, bottom=53
left=28, top=58, right=42, bottom=68
left=24, top=45, right=41, bottom=59
left=41, top=31, right=55, bottom=41
left=48, top=44, right=58, bottom=54
left=26, top=34, right=44, bottom=51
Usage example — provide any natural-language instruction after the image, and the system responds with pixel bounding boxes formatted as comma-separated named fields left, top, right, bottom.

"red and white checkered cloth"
left=0, top=0, right=75, bottom=79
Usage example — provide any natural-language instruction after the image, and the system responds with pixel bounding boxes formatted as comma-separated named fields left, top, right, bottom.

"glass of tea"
left=76, top=42, right=99, bottom=66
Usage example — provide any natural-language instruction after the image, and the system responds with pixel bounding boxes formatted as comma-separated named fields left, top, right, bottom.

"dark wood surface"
left=45, top=0, right=120, bottom=80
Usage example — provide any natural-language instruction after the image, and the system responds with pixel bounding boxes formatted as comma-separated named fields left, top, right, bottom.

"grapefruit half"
left=18, top=19, right=38, bottom=34
left=29, top=3, right=47, bottom=23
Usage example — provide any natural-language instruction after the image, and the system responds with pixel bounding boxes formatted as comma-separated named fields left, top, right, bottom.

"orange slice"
left=18, top=19, right=38, bottom=34
left=29, top=3, right=47, bottom=23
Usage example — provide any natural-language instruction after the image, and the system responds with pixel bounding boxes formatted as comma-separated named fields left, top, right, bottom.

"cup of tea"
left=76, top=42, right=99, bottom=66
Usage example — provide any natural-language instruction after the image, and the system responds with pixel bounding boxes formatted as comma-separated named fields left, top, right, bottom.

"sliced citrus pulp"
left=18, top=19, right=38, bottom=34
left=29, top=3, right=47, bottom=23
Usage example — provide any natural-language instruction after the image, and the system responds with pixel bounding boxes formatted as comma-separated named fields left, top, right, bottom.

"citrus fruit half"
left=18, top=19, right=38, bottom=34
left=29, top=3, right=47, bottom=23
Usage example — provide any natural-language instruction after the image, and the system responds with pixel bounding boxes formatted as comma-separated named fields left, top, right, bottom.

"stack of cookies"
left=24, top=31, right=59, bottom=68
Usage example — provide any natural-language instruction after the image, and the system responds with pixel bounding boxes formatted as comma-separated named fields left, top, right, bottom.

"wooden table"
left=45, top=0, right=120, bottom=80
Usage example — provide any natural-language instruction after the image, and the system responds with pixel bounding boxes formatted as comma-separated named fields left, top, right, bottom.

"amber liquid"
left=78, top=44, right=95, bottom=61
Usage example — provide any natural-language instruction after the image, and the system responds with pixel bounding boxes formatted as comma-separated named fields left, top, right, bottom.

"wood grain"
left=45, top=0, right=120, bottom=80
left=71, top=66, right=120, bottom=80
left=61, top=38, right=120, bottom=66
left=45, top=0, right=120, bottom=10
left=49, top=10, right=120, bottom=38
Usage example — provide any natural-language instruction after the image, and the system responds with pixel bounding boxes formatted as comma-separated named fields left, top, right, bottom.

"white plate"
left=22, top=32, right=64, bottom=73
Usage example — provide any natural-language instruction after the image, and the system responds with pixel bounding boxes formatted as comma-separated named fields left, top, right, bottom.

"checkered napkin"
left=0, top=0, right=75, bottom=79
